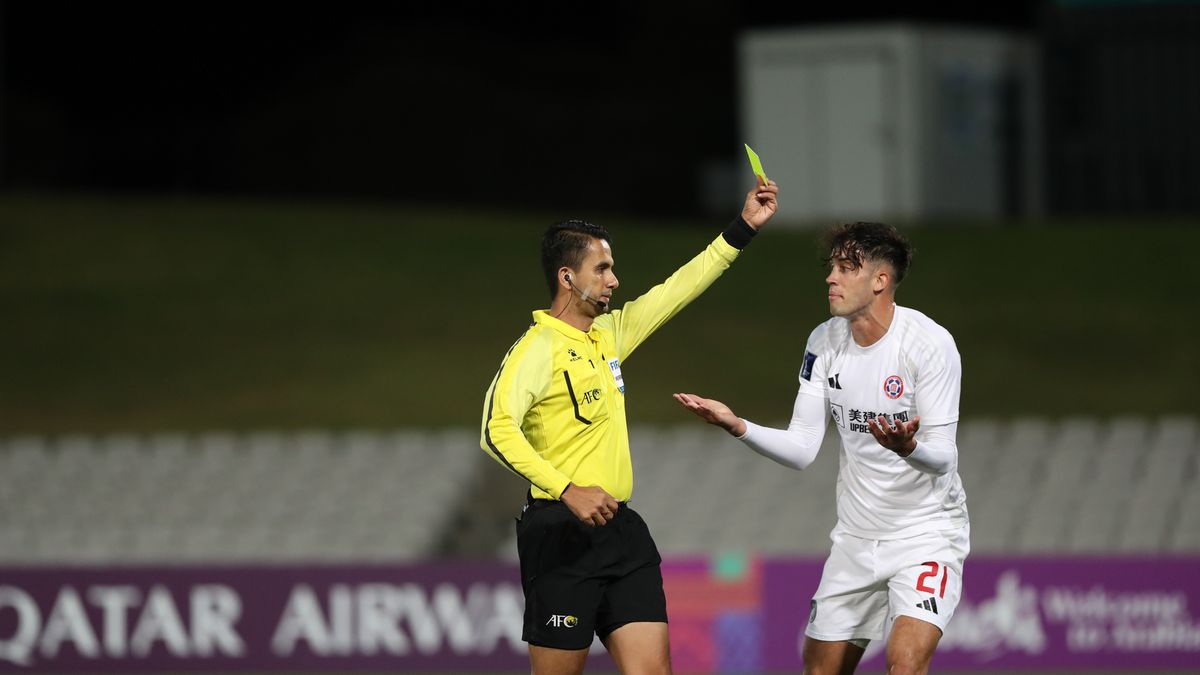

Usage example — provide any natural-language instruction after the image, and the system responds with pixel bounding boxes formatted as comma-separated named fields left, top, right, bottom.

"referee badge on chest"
left=607, top=357, right=625, bottom=394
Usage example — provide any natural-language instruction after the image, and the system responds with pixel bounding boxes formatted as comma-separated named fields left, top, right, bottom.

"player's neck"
left=549, top=298, right=595, bottom=333
left=848, top=300, right=896, bottom=347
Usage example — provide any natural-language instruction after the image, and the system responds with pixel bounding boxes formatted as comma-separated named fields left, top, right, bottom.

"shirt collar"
left=532, top=309, right=596, bottom=342
left=849, top=303, right=901, bottom=353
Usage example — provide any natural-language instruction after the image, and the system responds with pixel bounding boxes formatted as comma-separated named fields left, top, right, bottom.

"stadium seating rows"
left=0, top=430, right=476, bottom=562
left=0, top=418, right=1195, bottom=563
left=500, top=416, right=1200, bottom=558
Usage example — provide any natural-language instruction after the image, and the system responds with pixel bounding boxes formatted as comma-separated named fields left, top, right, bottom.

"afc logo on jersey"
left=883, top=375, right=905, bottom=399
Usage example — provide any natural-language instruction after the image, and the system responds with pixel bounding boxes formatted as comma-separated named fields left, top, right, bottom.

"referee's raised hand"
left=741, top=178, right=779, bottom=230
left=561, top=483, right=620, bottom=527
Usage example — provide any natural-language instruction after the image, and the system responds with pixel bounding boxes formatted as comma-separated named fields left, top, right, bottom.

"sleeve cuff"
left=736, top=418, right=753, bottom=440
left=548, top=475, right=572, bottom=500
left=721, top=215, right=757, bottom=250
left=904, top=441, right=929, bottom=463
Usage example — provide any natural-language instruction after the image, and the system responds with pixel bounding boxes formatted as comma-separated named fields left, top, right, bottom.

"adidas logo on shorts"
left=915, top=597, right=939, bottom=615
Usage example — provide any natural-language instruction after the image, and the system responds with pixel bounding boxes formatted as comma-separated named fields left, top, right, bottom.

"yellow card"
left=744, top=143, right=768, bottom=185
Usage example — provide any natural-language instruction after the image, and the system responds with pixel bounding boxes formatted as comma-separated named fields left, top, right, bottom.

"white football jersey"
left=799, top=305, right=968, bottom=539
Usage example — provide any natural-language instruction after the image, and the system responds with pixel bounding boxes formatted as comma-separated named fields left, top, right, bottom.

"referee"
left=480, top=179, right=779, bottom=675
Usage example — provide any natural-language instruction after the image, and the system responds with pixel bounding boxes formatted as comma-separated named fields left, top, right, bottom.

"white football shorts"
left=805, top=524, right=970, bottom=644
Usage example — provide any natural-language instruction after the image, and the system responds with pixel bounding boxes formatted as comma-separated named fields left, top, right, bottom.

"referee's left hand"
left=561, top=483, right=620, bottom=527
left=867, top=415, right=921, bottom=457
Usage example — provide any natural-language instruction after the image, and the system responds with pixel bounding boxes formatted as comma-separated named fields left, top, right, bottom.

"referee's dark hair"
left=824, top=222, right=914, bottom=285
left=541, top=220, right=612, bottom=299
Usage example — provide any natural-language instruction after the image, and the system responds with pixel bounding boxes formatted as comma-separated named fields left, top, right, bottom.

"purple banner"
left=1, top=557, right=1198, bottom=672
left=763, top=556, right=1200, bottom=672
left=0, top=563, right=530, bottom=673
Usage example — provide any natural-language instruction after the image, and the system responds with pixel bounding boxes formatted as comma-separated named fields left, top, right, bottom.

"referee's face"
left=575, top=238, right=619, bottom=315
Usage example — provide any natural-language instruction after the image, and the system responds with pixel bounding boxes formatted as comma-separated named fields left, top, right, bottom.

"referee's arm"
left=610, top=177, right=776, bottom=359
left=611, top=217, right=757, bottom=359
left=480, top=337, right=572, bottom=498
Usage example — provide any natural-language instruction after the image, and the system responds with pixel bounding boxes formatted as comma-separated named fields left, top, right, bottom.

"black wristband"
left=722, top=215, right=757, bottom=250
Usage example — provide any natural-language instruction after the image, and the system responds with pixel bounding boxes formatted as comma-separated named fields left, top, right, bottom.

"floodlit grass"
left=0, top=193, right=1190, bottom=433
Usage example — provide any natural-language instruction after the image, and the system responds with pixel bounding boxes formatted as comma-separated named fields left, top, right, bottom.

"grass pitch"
left=0, top=193, right=1192, bottom=433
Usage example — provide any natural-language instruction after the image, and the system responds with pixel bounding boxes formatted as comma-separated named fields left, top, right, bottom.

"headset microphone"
left=564, top=274, right=608, bottom=312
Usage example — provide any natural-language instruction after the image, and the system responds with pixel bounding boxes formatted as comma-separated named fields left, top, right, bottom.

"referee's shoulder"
left=505, top=322, right=556, bottom=364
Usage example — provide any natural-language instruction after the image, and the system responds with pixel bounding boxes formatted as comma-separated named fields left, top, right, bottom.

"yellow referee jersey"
left=480, top=223, right=755, bottom=501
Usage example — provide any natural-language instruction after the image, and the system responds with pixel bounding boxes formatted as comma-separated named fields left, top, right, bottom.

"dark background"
left=2, top=1, right=1051, bottom=215
left=2, top=0, right=1197, bottom=433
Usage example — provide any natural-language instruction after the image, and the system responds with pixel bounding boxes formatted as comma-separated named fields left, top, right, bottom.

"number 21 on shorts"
left=916, top=561, right=949, bottom=598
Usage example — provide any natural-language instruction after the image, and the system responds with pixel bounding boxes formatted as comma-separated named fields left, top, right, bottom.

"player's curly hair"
left=823, top=221, right=914, bottom=285
left=541, top=219, right=612, bottom=300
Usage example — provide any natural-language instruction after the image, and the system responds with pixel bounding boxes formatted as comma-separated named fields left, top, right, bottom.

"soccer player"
left=480, top=179, right=779, bottom=675
left=674, top=222, right=968, bottom=675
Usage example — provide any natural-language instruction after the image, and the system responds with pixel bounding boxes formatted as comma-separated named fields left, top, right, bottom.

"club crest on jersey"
left=883, top=375, right=905, bottom=399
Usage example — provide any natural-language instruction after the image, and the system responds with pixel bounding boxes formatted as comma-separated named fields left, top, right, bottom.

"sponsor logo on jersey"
left=828, top=373, right=843, bottom=389
left=809, top=599, right=818, bottom=623
left=883, top=375, right=905, bottom=399
left=567, top=348, right=582, bottom=362
left=546, top=614, right=578, bottom=628
left=915, top=597, right=939, bottom=614
left=830, top=403, right=846, bottom=429
left=848, top=410, right=910, bottom=434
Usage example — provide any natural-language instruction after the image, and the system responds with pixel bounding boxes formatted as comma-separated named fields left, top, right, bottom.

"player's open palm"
left=673, top=393, right=747, bottom=436
left=867, top=415, right=922, bottom=456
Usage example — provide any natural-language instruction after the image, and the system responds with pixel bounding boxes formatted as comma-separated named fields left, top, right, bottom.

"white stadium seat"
left=0, top=418, right=1196, bottom=563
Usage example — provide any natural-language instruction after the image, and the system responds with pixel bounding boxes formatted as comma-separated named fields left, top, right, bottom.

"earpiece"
left=562, top=272, right=607, bottom=312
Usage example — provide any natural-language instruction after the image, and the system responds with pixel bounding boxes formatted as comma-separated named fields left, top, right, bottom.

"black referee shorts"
left=516, top=498, right=667, bottom=650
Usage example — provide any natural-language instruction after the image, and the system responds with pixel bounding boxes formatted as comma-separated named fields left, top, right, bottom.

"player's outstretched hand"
left=867, top=415, right=921, bottom=457
left=561, top=483, right=620, bottom=527
left=673, top=393, right=747, bottom=437
left=741, top=178, right=779, bottom=231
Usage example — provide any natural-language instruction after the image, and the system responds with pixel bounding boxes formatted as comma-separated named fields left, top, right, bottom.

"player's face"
left=825, top=255, right=878, bottom=318
left=573, top=238, right=619, bottom=316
